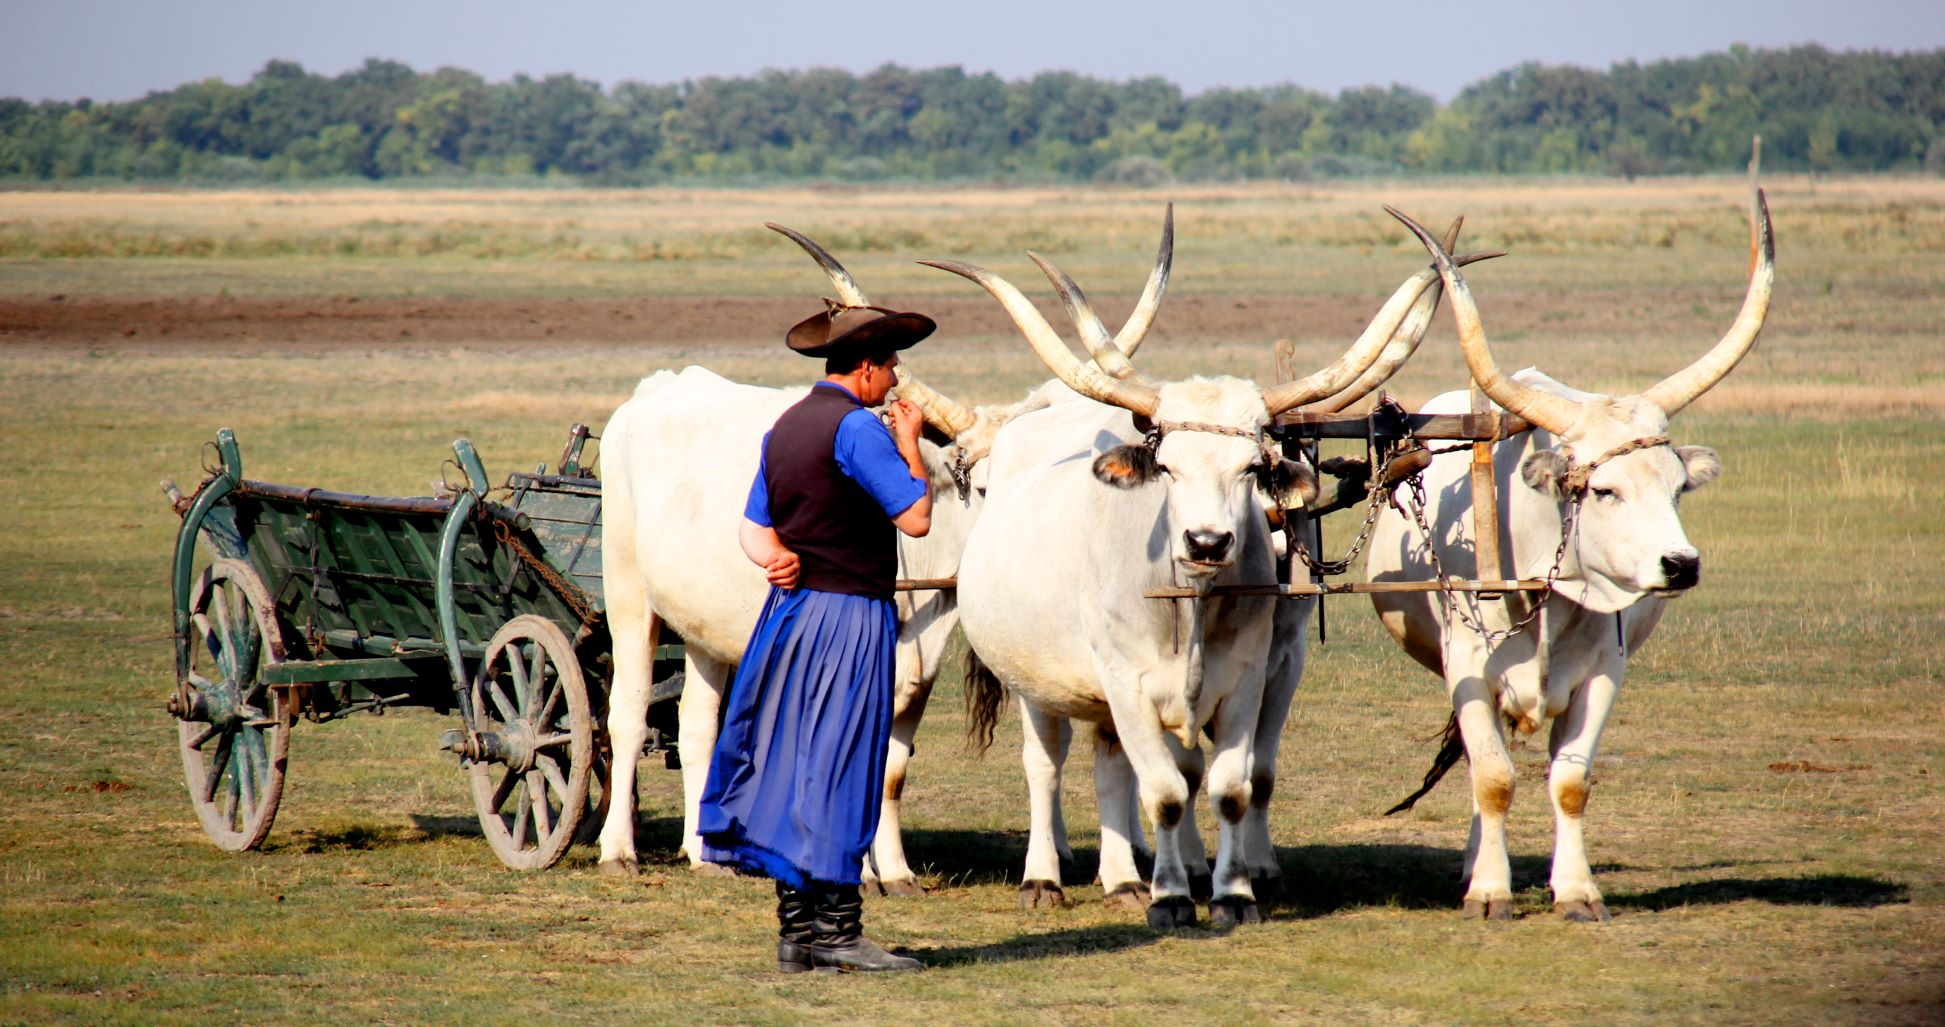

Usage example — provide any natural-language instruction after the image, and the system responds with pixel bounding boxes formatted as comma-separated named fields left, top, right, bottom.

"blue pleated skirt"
left=697, top=586, right=896, bottom=888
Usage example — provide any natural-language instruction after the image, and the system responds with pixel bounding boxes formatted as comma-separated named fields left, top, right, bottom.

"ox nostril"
left=1660, top=553, right=1701, bottom=590
left=1184, top=530, right=1234, bottom=562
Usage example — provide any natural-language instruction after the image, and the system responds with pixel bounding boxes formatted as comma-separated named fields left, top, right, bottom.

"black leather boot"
left=810, top=882, right=921, bottom=973
left=775, top=881, right=817, bottom=974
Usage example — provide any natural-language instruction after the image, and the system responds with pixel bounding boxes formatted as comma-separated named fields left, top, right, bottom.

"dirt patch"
left=0, top=291, right=1630, bottom=355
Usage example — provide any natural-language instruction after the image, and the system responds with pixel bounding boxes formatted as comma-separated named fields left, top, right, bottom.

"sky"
left=4, top=0, right=1942, bottom=104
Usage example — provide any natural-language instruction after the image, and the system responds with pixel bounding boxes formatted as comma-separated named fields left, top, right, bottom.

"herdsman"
left=696, top=302, right=935, bottom=974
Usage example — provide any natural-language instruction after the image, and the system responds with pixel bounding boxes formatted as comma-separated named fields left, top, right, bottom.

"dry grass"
left=0, top=179, right=1941, bottom=1025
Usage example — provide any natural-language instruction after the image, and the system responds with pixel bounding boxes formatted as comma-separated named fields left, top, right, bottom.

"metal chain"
left=1402, top=470, right=1576, bottom=644
left=491, top=518, right=598, bottom=627
left=1287, top=442, right=1394, bottom=577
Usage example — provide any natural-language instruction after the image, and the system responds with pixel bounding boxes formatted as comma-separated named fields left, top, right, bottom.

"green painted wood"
left=262, top=657, right=422, bottom=684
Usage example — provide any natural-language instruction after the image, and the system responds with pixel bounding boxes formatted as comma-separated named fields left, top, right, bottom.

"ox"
left=958, top=218, right=1500, bottom=908
left=1366, top=186, right=1773, bottom=920
left=595, top=226, right=1038, bottom=893
left=931, top=220, right=1468, bottom=927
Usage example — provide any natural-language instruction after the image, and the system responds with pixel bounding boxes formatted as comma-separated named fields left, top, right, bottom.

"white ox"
left=931, top=225, right=1461, bottom=927
left=958, top=219, right=1499, bottom=910
left=595, top=226, right=1045, bottom=892
left=1365, top=187, right=1773, bottom=920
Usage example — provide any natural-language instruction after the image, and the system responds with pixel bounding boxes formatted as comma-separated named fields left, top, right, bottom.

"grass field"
left=0, top=179, right=1940, bottom=1025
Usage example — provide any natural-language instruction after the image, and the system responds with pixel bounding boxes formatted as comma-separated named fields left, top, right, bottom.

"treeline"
left=3, top=44, right=1941, bottom=184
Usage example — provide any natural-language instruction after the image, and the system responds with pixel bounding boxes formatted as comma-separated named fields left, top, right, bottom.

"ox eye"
left=1592, top=486, right=1620, bottom=502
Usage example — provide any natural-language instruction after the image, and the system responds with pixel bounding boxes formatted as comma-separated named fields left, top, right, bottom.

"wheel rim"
left=177, top=558, right=291, bottom=852
left=468, top=615, right=591, bottom=870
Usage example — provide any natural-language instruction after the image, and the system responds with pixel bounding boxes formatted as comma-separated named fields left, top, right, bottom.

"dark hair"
left=824, top=344, right=898, bottom=377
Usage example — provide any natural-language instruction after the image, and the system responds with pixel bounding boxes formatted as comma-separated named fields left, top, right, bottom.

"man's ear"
left=1521, top=449, right=1571, bottom=498
left=1094, top=444, right=1160, bottom=489
left=1266, top=458, right=1319, bottom=508
left=1676, top=445, right=1721, bottom=492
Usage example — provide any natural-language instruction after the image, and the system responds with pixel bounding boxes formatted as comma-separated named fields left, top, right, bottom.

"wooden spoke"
left=176, top=559, right=291, bottom=852
left=467, top=615, right=591, bottom=870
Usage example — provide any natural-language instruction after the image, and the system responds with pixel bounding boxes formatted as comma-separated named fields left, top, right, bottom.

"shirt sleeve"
left=742, top=432, right=773, bottom=527
left=832, top=409, right=927, bottom=518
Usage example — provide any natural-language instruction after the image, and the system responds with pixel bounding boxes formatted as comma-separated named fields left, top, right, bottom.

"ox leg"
left=1093, top=727, right=1148, bottom=911
left=1206, top=690, right=1266, bottom=927
left=1174, top=745, right=1213, bottom=902
left=1245, top=625, right=1305, bottom=901
left=1017, top=699, right=1071, bottom=909
left=864, top=668, right=932, bottom=897
left=676, top=650, right=736, bottom=873
left=596, top=592, right=656, bottom=876
left=1450, top=670, right=1517, bottom=920
left=1548, top=665, right=1620, bottom=922
left=1102, top=695, right=1198, bottom=929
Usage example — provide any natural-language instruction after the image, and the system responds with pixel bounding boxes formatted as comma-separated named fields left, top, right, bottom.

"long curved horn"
left=1639, top=184, right=1775, bottom=417
left=765, top=222, right=870, bottom=307
left=921, top=258, right=1160, bottom=418
left=1258, top=249, right=1449, bottom=417
left=892, top=369, right=976, bottom=438
left=1387, top=206, right=1582, bottom=435
left=1315, top=248, right=1507, bottom=413
left=1027, top=252, right=1160, bottom=387
left=1115, top=202, right=1173, bottom=357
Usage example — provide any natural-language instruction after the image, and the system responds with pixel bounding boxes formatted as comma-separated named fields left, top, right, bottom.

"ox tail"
left=1383, top=713, right=1465, bottom=816
left=962, top=645, right=1004, bottom=756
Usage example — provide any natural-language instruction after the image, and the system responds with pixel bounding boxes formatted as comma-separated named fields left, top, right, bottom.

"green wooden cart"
left=162, top=426, right=683, bottom=869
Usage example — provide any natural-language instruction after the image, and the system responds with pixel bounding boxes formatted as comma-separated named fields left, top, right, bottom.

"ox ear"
left=1521, top=449, right=1571, bottom=498
left=1676, top=445, right=1720, bottom=492
left=1265, top=458, right=1319, bottom=508
left=1094, top=444, right=1160, bottom=489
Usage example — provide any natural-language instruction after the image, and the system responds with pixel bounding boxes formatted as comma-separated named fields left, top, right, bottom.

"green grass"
left=0, top=181, right=1941, bottom=1024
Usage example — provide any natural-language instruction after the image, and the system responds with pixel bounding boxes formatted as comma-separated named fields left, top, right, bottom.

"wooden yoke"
left=1469, top=384, right=1505, bottom=599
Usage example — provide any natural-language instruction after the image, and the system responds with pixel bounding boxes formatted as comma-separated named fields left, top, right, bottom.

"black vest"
left=764, top=385, right=900, bottom=599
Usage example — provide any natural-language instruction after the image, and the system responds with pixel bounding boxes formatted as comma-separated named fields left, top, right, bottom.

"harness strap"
left=1561, top=434, right=1673, bottom=496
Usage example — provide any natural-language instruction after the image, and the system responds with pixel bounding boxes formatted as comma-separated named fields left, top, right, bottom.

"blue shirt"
left=744, top=383, right=927, bottom=527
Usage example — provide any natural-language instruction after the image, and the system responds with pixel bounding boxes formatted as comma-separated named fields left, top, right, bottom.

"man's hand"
left=764, top=548, right=800, bottom=589
left=885, top=398, right=924, bottom=449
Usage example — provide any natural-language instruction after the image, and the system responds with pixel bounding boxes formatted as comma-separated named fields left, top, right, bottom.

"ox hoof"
left=1146, top=897, right=1198, bottom=930
left=1018, top=880, right=1066, bottom=910
left=1248, top=872, right=1284, bottom=905
left=878, top=877, right=927, bottom=898
left=690, top=861, right=737, bottom=879
left=1461, top=897, right=1515, bottom=921
left=596, top=857, right=639, bottom=878
left=1188, top=873, right=1214, bottom=903
left=1102, top=883, right=1151, bottom=912
left=1556, top=899, right=1611, bottom=923
left=1209, top=897, right=1263, bottom=927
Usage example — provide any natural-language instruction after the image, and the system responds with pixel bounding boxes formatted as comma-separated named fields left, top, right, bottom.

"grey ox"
left=1366, top=184, right=1773, bottom=921
left=935, top=217, right=1474, bottom=928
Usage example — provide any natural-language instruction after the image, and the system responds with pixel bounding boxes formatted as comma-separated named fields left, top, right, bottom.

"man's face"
left=859, top=354, right=900, bottom=406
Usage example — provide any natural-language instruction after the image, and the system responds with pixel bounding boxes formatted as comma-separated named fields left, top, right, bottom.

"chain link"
left=1286, top=442, right=1395, bottom=577
left=492, top=518, right=599, bottom=627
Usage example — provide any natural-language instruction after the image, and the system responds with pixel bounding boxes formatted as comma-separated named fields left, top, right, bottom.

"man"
left=696, top=301, right=935, bottom=974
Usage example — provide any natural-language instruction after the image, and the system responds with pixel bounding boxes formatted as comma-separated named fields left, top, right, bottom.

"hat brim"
left=787, top=310, right=936, bottom=358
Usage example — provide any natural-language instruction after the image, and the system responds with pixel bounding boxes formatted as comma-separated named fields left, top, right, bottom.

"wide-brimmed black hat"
left=786, top=303, right=936, bottom=359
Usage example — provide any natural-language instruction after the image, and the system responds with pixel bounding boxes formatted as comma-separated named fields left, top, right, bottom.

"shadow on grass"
left=1608, top=875, right=1909, bottom=911
left=916, top=924, right=1163, bottom=967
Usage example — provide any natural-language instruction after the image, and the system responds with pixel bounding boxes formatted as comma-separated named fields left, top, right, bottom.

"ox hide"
left=595, top=365, right=973, bottom=894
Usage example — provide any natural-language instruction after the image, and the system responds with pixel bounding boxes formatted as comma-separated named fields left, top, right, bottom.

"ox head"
left=924, top=205, right=1472, bottom=581
left=1391, top=171, right=1773, bottom=611
left=766, top=221, right=1033, bottom=486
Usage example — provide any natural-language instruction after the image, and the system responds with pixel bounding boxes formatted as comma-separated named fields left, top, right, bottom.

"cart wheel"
left=468, top=615, right=593, bottom=870
left=177, top=558, right=293, bottom=852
